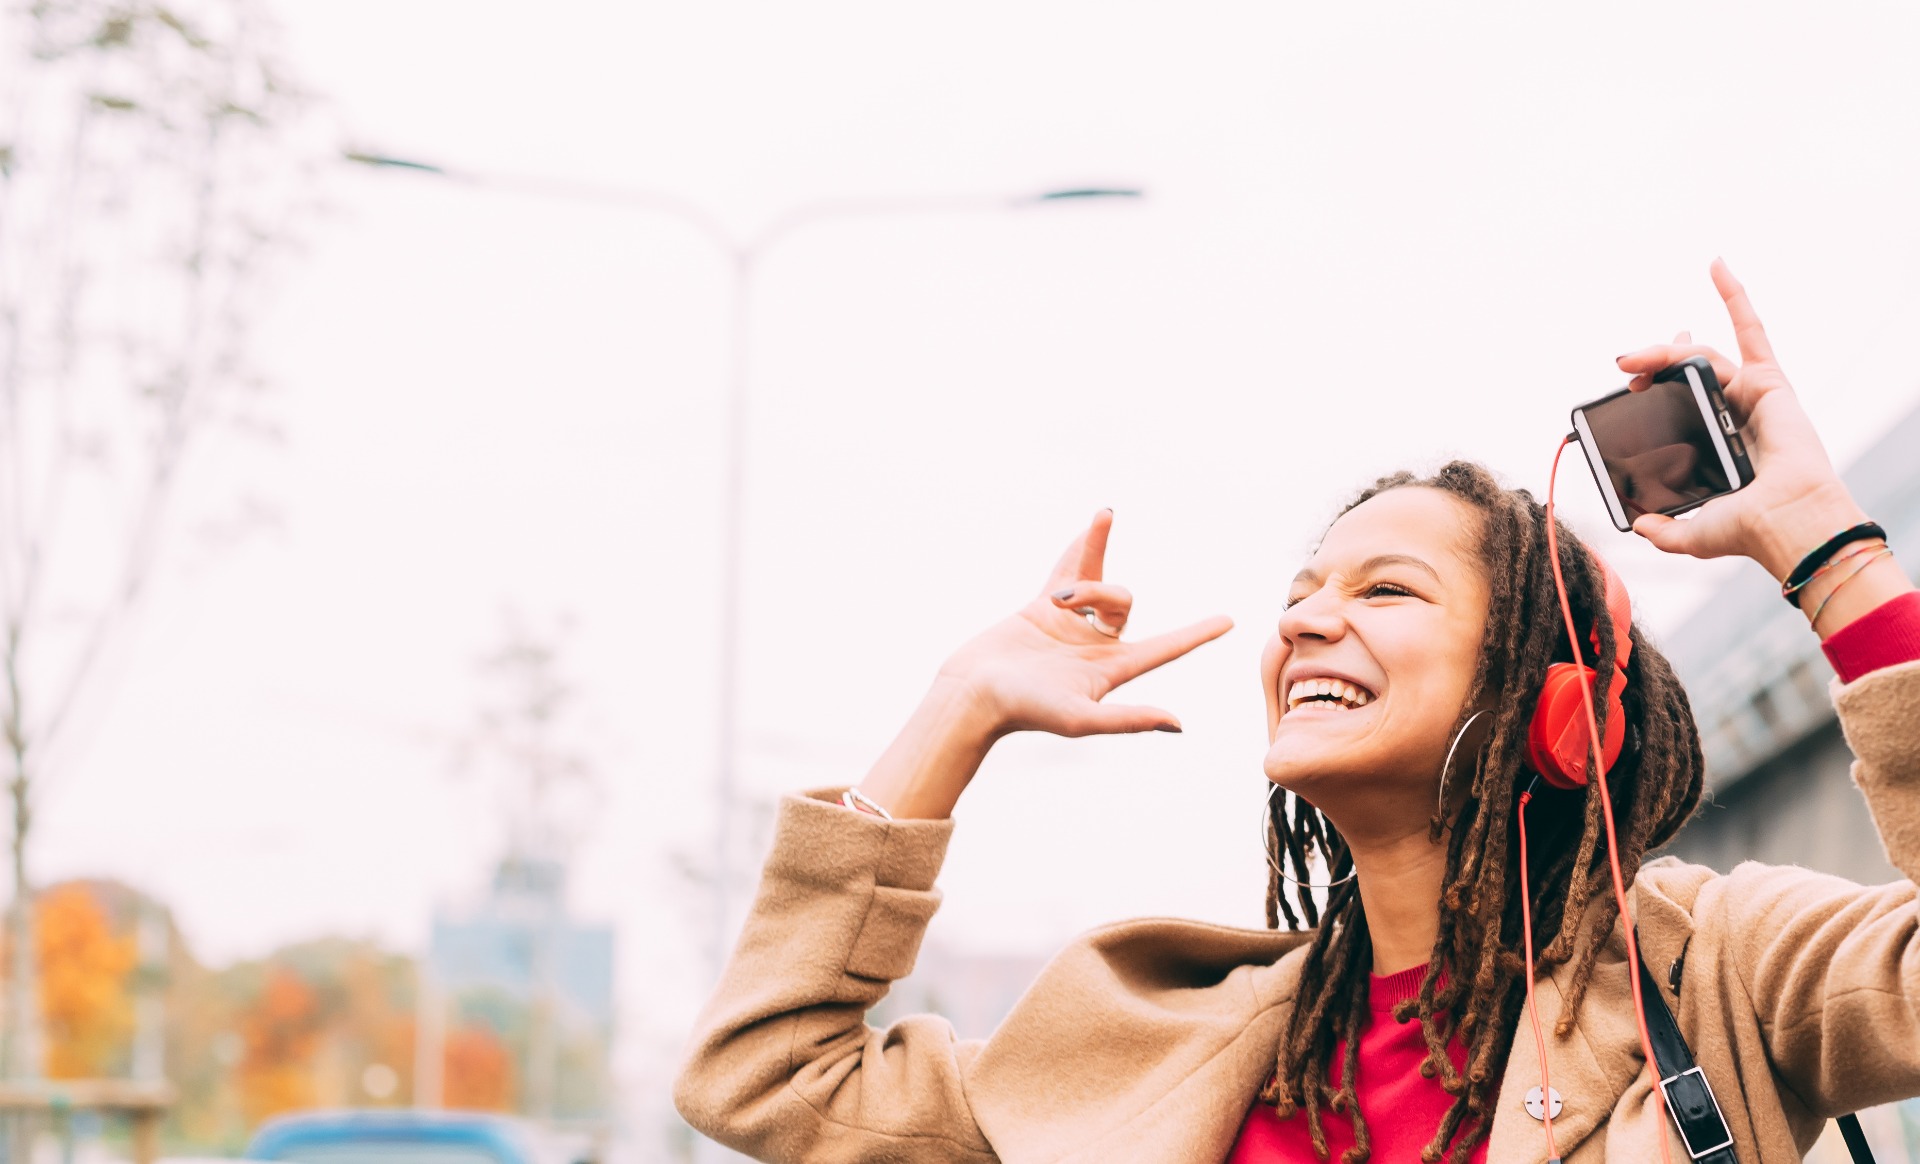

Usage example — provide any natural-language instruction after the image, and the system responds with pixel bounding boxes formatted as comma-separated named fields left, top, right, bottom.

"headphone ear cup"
left=1528, top=663, right=1628, bottom=790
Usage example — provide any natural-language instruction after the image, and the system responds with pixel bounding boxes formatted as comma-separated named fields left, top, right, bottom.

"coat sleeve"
left=1712, top=657, right=1920, bottom=1116
left=673, top=789, right=997, bottom=1163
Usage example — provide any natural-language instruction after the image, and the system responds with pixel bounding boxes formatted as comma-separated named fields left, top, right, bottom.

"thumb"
left=1632, top=513, right=1700, bottom=557
left=1070, top=699, right=1183, bottom=736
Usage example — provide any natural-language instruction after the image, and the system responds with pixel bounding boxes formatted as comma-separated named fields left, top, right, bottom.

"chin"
left=1262, top=740, right=1372, bottom=797
left=1263, top=732, right=1441, bottom=811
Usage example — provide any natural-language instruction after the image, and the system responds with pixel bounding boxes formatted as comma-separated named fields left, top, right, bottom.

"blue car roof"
left=245, top=1110, right=534, bottom=1162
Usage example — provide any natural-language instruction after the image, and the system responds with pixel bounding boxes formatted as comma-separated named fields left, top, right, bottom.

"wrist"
left=855, top=676, right=1003, bottom=821
left=1749, top=482, right=1870, bottom=582
left=916, top=674, right=1010, bottom=751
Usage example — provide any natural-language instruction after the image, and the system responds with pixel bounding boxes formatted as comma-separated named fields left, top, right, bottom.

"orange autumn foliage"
left=38, top=884, right=137, bottom=1079
left=236, top=967, right=323, bottom=1123
left=443, top=1025, right=514, bottom=1111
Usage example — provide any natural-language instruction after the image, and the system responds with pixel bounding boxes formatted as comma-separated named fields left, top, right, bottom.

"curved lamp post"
left=343, top=150, right=1144, bottom=976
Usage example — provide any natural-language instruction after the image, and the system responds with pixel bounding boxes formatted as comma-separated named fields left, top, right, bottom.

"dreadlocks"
left=1259, top=460, right=1705, bottom=1163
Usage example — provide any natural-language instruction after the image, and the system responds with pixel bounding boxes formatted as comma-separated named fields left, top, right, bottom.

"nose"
left=1278, top=587, right=1347, bottom=646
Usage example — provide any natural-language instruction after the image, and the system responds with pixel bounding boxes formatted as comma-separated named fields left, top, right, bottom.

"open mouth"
left=1284, top=678, right=1377, bottom=713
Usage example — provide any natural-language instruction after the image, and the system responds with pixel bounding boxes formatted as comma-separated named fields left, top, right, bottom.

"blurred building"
left=867, top=941, right=1052, bottom=1040
left=431, top=856, right=614, bottom=1122
left=1662, top=400, right=1920, bottom=882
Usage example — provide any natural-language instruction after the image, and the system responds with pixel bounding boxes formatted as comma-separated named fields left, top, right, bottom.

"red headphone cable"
left=1516, top=775, right=1561, bottom=1163
left=1541, top=434, right=1674, bottom=1164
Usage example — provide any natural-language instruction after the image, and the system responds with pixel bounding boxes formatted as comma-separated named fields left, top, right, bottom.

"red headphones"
left=1525, top=550, right=1633, bottom=790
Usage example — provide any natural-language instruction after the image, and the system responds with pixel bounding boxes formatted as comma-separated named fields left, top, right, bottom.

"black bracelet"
left=1780, top=520, right=1888, bottom=607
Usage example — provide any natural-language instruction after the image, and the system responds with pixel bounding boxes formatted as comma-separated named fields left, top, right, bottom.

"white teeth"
left=1285, top=678, right=1376, bottom=711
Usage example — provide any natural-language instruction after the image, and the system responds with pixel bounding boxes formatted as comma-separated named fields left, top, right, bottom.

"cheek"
left=1260, top=634, right=1289, bottom=743
left=1379, top=634, right=1483, bottom=743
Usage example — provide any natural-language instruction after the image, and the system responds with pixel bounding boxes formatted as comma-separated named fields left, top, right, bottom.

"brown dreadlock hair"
left=1259, top=460, right=1705, bottom=1164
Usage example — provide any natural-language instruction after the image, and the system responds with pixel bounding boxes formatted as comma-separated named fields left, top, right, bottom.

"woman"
left=675, top=262, right=1920, bottom=1162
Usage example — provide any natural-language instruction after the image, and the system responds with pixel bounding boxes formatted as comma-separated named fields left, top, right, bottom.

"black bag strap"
left=1836, top=1114, right=1876, bottom=1163
left=1634, top=939, right=1739, bottom=1163
left=1634, top=930, right=1876, bottom=1164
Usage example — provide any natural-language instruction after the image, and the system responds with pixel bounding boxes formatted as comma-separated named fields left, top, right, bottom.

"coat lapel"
left=1486, top=878, right=1698, bottom=1163
left=969, top=919, right=1310, bottom=1164
left=1485, top=951, right=1643, bottom=1162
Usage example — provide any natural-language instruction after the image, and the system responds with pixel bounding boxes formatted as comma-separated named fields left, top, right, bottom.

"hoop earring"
left=1262, top=782, right=1357, bottom=889
left=1436, top=708, right=1493, bottom=818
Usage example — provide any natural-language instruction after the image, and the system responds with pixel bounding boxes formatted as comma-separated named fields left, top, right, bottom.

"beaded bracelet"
left=1781, top=539, right=1887, bottom=606
left=1807, top=547, right=1895, bottom=632
left=1781, top=521, right=1887, bottom=607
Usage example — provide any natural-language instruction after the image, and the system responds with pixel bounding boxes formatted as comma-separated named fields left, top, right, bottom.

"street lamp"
left=343, top=150, right=1144, bottom=976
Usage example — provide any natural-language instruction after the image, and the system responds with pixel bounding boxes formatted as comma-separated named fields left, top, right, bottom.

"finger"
left=1076, top=508, right=1113, bottom=583
left=1712, top=258, right=1776, bottom=366
left=1616, top=344, right=1737, bottom=391
left=1059, top=698, right=1183, bottom=736
left=1114, top=614, right=1234, bottom=680
left=1044, top=509, right=1113, bottom=590
left=1050, top=581, right=1133, bottom=627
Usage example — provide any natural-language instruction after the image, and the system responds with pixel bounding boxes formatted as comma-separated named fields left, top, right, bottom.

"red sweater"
left=1229, top=590, right=1920, bottom=1162
left=1228, top=963, right=1486, bottom=1163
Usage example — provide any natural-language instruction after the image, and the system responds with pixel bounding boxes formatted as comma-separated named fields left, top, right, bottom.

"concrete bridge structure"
left=1661, top=401, right=1920, bottom=884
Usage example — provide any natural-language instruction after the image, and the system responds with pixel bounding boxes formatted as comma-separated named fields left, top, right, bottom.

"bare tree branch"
left=0, top=0, right=317, bottom=1078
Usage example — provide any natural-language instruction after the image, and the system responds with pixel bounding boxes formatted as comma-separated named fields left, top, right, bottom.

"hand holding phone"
left=1607, top=261, right=1868, bottom=584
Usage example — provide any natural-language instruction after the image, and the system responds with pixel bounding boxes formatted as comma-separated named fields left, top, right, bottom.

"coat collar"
left=1224, top=888, right=1693, bottom=1163
left=974, top=870, right=1701, bottom=1163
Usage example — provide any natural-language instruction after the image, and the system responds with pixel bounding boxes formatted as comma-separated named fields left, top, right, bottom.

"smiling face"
left=1261, top=486, right=1493, bottom=837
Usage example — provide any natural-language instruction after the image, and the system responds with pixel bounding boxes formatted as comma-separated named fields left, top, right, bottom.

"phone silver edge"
left=1683, top=363, right=1744, bottom=491
left=1571, top=410, right=1630, bottom=531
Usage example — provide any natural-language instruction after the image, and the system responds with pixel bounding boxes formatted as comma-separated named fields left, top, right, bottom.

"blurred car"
left=244, top=1110, right=591, bottom=1164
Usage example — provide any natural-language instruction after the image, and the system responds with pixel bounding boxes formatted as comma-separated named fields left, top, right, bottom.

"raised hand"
left=936, top=509, right=1233, bottom=737
left=857, top=510, right=1232, bottom=819
left=1615, top=260, right=1865, bottom=580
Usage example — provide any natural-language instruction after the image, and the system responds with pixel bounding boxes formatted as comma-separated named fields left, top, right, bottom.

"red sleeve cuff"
left=1821, top=590, right=1920, bottom=684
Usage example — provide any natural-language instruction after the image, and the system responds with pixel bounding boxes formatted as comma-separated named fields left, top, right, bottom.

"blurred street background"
left=4, top=0, right=1920, bottom=1160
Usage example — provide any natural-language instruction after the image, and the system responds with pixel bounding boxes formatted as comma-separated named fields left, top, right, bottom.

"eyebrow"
left=1292, top=553, right=1444, bottom=588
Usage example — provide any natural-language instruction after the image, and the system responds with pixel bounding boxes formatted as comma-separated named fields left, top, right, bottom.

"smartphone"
left=1571, top=356, right=1755, bottom=532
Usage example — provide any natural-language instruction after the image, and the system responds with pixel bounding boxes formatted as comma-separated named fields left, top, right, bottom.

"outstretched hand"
left=1615, top=260, right=1865, bottom=579
left=937, top=509, right=1233, bottom=737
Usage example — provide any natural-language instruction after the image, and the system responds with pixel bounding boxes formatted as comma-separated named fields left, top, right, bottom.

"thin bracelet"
left=1782, top=539, right=1887, bottom=605
left=1781, top=521, right=1888, bottom=607
left=1807, top=547, right=1895, bottom=632
left=840, top=788, right=894, bottom=821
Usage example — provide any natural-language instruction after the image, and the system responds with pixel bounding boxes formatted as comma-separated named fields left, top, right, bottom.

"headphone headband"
left=1592, top=553, right=1634, bottom=681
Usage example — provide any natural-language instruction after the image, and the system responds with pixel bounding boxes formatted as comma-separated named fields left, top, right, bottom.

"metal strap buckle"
left=1657, top=1065, right=1735, bottom=1160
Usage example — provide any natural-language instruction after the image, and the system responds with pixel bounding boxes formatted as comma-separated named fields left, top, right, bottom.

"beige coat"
left=676, top=659, right=1920, bottom=1162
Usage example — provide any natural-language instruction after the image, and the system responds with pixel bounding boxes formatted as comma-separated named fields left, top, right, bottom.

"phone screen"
left=1581, top=378, right=1731, bottom=521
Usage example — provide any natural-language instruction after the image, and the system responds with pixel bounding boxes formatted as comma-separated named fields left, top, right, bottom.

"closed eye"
left=1365, top=582, right=1417, bottom=599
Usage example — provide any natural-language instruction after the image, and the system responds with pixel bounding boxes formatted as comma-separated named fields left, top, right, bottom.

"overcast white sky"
left=36, top=0, right=1920, bottom=1111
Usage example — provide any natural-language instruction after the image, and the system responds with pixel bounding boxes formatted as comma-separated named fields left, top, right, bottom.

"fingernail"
left=1155, top=723, right=1183, bottom=733
left=1102, top=507, right=1113, bottom=515
left=1052, top=588, right=1075, bottom=602
left=1615, top=353, right=1631, bottom=364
